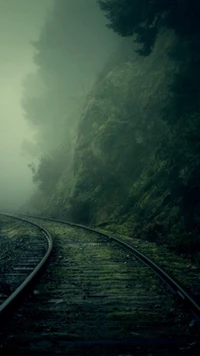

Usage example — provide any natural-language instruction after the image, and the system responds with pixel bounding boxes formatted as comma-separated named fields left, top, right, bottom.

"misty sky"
left=0, top=0, right=53, bottom=210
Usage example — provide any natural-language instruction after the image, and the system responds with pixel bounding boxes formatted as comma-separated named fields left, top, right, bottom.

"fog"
left=0, top=0, right=119, bottom=212
left=21, top=0, right=119, bottom=155
left=0, top=0, right=53, bottom=211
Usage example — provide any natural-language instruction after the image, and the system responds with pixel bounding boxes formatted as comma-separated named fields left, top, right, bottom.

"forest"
left=23, top=0, right=200, bottom=259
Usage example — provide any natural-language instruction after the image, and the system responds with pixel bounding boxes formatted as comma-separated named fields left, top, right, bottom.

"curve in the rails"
left=21, top=214, right=200, bottom=322
left=0, top=213, right=53, bottom=319
left=1, top=215, right=199, bottom=355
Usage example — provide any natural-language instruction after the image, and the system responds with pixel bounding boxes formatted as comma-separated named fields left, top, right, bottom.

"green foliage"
left=157, top=37, right=200, bottom=232
left=98, top=0, right=200, bottom=54
left=29, top=145, right=71, bottom=194
left=25, top=1, right=200, bottom=260
left=66, top=37, right=174, bottom=224
left=98, top=0, right=167, bottom=54
left=141, top=221, right=168, bottom=243
left=169, top=227, right=200, bottom=255
left=68, top=198, right=91, bottom=225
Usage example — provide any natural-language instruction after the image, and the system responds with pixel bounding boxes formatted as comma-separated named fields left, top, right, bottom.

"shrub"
left=141, top=221, right=167, bottom=243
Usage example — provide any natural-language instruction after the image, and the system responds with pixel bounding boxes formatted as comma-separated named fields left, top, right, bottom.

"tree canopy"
left=98, top=0, right=200, bottom=54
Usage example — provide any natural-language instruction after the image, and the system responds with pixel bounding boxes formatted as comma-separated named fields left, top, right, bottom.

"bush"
left=141, top=221, right=168, bottom=243
left=169, top=231, right=200, bottom=255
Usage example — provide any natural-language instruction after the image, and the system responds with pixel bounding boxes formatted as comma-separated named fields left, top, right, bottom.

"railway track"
left=0, top=214, right=53, bottom=318
left=107, top=231, right=200, bottom=306
left=0, top=213, right=199, bottom=355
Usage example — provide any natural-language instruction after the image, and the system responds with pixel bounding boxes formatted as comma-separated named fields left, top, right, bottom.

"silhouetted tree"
left=98, top=0, right=200, bottom=54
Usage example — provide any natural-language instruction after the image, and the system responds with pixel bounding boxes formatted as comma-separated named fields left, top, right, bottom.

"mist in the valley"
left=0, top=0, right=118, bottom=211
left=0, top=0, right=53, bottom=211
left=21, top=0, right=119, bottom=154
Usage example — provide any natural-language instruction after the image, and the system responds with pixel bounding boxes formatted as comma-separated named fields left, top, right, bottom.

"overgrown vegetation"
left=24, top=0, right=200, bottom=258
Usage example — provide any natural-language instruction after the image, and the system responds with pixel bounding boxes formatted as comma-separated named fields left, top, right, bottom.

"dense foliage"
left=24, top=0, right=200, bottom=258
left=98, top=0, right=200, bottom=54
left=96, top=0, right=200, bottom=255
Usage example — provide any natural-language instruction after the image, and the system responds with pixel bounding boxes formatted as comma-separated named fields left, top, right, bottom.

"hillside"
left=24, top=2, right=200, bottom=259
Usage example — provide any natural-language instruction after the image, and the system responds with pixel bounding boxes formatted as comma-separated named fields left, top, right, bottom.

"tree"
left=98, top=0, right=200, bottom=55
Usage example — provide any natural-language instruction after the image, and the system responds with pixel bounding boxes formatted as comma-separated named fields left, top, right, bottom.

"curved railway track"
left=0, top=214, right=53, bottom=318
left=0, top=213, right=199, bottom=355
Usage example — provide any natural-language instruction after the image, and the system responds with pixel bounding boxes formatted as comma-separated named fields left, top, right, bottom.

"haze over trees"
left=22, top=0, right=118, bottom=154
left=23, top=0, right=200, bottom=258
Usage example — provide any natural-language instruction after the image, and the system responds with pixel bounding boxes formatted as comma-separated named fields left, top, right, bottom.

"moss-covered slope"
left=65, top=32, right=178, bottom=225
left=27, top=30, right=200, bottom=257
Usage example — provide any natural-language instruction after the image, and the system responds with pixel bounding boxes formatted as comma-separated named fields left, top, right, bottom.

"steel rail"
left=19, top=214, right=200, bottom=321
left=0, top=213, right=53, bottom=319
